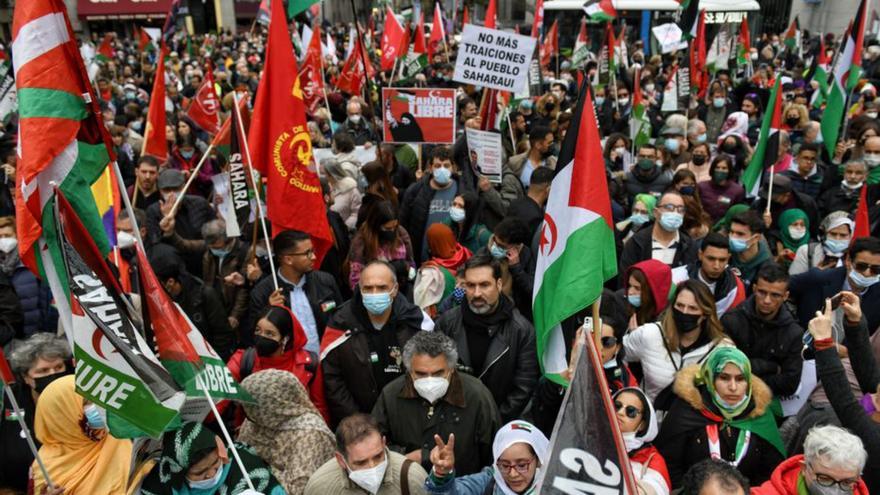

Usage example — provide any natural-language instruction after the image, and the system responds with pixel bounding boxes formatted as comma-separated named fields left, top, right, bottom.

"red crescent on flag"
left=540, top=213, right=558, bottom=256
left=91, top=328, right=107, bottom=360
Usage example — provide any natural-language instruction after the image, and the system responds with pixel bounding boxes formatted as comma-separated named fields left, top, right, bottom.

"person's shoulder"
left=434, top=305, right=462, bottom=328
left=304, top=458, right=348, bottom=494
left=386, top=451, right=429, bottom=484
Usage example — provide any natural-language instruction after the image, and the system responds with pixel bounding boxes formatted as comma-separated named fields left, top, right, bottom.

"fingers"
left=446, top=433, right=455, bottom=451
left=823, top=297, right=832, bottom=316
left=434, top=433, right=446, bottom=450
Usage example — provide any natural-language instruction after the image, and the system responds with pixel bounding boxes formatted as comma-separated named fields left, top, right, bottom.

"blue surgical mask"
left=433, top=167, right=452, bottom=185
left=659, top=212, right=683, bottom=231
left=665, top=138, right=680, bottom=153
left=211, top=248, right=230, bottom=258
left=679, top=186, right=695, bottom=195
left=489, top=242, right=508, bottom=259
left=362, top=292, right=393, bottom=315
left=449, top=206, right=466, bottom=223
left=180, top=149, right=194, bottom=159
left=824, top=238, right=850, bottom=255
left=713, top=97, right=726, bottom=108
left=188, top=463, right=226, bottom=490
left=849, top=269, right=880, bottom=289
left=729, top=237, right=750, bottom=253
left=697, top=133, right=707, bottom=143
left=627, top=294, right=642, bottom=308
left=84, top=404, right=106, bottom=430
left=630, top=213, right=649, bottom=226
left=595, top=96, right=606, bottom=106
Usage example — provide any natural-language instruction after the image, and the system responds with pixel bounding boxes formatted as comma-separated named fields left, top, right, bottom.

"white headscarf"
left=491, top=420, right=550, bottom=495
left=717, top=111, right=750, bottom=143
left=612, top=387, right=659, bottom=453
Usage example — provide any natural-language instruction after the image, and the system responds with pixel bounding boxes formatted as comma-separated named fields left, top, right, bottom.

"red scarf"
left=431, top=244, right=472, bottom=272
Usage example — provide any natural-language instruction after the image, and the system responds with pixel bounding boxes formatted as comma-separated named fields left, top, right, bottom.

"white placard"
left=453, top=25, right=536, bottom=93
left=465, top=128, right=503, bottom=184
left=312, top=145, right=378, bottom=174
left=652, top=23, right=689, bottom=54
left=779, top=359, right=818, bottom=417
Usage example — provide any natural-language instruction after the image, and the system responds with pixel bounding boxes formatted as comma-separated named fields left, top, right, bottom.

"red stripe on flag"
left=0, top=347, right=14, bottom=385
left=854, top=185, right=871, bottom=239
left=569, top=88, right=613, bottom=229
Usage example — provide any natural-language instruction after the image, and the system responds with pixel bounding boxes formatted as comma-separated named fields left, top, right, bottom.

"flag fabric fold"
left=142, top=46, right=169, bottom=160
left=186, top=67, right=222, bottom=135
left=381, top=7, right=406, bottom=71
left=583, top=0, right=617, bottom=21
left=428, top=3, right=446, bottom=61
left=743, top=77, right=783, bottom=197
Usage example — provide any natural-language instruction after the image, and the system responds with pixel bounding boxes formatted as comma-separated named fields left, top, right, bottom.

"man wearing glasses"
left=619, top=190, right=699, bottom=279
left=752, top=425, right=868, bottom=494
left=722, top=263, right=804, bottom=397
left=782, top=143, right=827, bottom=198
left=790, top=236, right=880, bottom=332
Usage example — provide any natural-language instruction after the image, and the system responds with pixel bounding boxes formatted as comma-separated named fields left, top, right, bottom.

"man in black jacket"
left=248, top=229, right=343, bottom=351
left=434, top=255, right=538, bottom=422
left=321, top=261, right=433, bottom=426
left=506, top=166, right=552, bottom=241
left=671, top=232, right=747, bottom=318
left=721, top=263, right=804, bottom=397
left=619, top=190, right=699, bottom=279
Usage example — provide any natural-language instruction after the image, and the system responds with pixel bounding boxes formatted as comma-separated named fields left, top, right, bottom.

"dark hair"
left=361, top=161, right=398, bottom=209
left=258, top=306, right=294, bottom=341
left=455, top=191, right=483, bottom=244
left=680, top=459, right=749, bottom=494
left=529, top=125, right=553, bottom=145
left=603, top=132, right=631, bottom=159
left=600, top=289, right=628, bottom=340
left=138, top=155, right=160, bottom=169
left=731, top=210, right=764, bottom=235
left=509, top=110, right=523, bottom=122
left=627, top=268, right=657, bottom=325
left=273, top=230, right=311, bottom=256
left=335, top=413, right=382, bottom=457
left=494, top=217, right=530, bottom=245
left=638, top=142, right=657, bottom=154
left=797, top=142, right=820, bottom=155
left=708, top=154, right=734, bottom=178
left=117, top=207, right=146, bottom=228
left=458, top=96, right=476, bottom=114
left=530, top=167, right=554, bottom=187
left=849, top=236, right=880, bottom=259
left=430, top=146, right=453, bottom=165
left=701, top=232, right=730, bottom=253
left=463, top=253, right=502, bottom=280
left=757, top=262, right=790, bottom=285
left=360, top=201, right=400, bottom=260
left=332, top=131, right=355, bottom=153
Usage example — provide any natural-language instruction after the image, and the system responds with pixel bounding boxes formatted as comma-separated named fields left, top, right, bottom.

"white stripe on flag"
left=37, top=139, right=78, bottom=209
left=12, top=12, right=71, bottom=75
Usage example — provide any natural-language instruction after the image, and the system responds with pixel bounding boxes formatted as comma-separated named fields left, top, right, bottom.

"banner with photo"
left=382, top=88, right=456, bottom=144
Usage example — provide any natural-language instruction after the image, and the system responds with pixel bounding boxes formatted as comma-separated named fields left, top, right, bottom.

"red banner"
left=382, top=88, right=456, bottom=144
left=77, top=0, right=171, bottom=17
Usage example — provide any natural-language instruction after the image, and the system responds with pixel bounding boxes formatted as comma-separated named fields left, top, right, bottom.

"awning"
left=544, top=0, right=760, bottom=11
left=77, top=0, right=172, bottom=19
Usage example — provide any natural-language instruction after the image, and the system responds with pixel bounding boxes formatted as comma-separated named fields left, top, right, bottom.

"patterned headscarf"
left=699, top=347, right=753, bottom=420
left=156, top=422, right=221, bottom=490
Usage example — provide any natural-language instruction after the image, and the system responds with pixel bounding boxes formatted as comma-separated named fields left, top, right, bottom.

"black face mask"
left=785, top=116, right=801, bottom=128
left=722, top=143, right=738, bottom=154
left=254, top=336, right=283, bottom=357
left=692, top=155, right=707, bottom=166
left=545, top=102, right=555, bottom=112
left=672, top=308, right=702, bottom=333
left=378, top=229, right=397, bottom=243
left=33, top=369, right=72, bottom=394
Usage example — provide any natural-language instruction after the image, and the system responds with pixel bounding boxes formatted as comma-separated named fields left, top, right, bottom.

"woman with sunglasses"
left=622, top=260, right=672, bottom=331
left=425, top=419, right=549, bottom=495
left=654, top=347, right=786, bottom=489
left=623, top=280, right=730, bottom=404
left=612, top=388, right=671, bottom=495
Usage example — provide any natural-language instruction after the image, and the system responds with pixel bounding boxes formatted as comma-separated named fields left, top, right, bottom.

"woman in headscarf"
left=425, top=419, right=549, bottom=495
left=414, top=223, right=472, bottom=317
left=227, top=306, right=328, bottom=423
left=716, top=111, right=750, bottom=146
left=446, top=192, right=492, bottom=254
left=31, top=375, right=133, bottom=495
left=773, top=208, right=809, bottom=267
left=140, top=421, right=286, bottom=495
left=790, top=211, right=854, bottom=275
left=322, top=157, right=362, bottom=231
left=616, top=193, right=656, bottom=243
left=237, top=370, right=335, bottom=495
left=654, top=347, right=786, bottom=489
left=612, top=388, right=670, bottom=495
left=622, top=259, right=672, bottom=330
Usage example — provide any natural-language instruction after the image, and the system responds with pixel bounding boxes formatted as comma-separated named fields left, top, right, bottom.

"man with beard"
left=671, top=233, right=747, bottom=318
left=434, top=255, right=538, bottom=422
left=0, top=216, right=43, bottom=340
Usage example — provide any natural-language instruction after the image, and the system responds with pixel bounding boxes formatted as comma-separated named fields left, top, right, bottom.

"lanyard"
left=706, top=423, right=751, bottom=467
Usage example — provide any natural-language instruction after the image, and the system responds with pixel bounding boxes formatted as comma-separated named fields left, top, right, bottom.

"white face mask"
left=413, top=376, right=449, bottom=403
left=622, top=431, right=644, bottom=452
left=348, top=454, right=388, bottom=494
left=0, top=237, right=17, bottom=254
left=116, top=231, right=136, bottom=249
left=867, top=112, right=879, bottom=119
left=788, top=226, right=807, bottom=240
left=349, top=114, right=362, bottom=124
left=864, top=153, right=880, bottom=167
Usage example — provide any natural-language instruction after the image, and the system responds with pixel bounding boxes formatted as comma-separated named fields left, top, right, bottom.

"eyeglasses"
left=807, top=462, right=860, bottom=491
left=614, top=401, right=642, bottom=419
left=657, top=204, right=685, bottom=213
left=496, top=459, right=534, bottom=475
left=601, top=336, right=618, bottom=349
left=284, top=249, right=315, bottom=258
left=853, top=261, right=880, bottom=275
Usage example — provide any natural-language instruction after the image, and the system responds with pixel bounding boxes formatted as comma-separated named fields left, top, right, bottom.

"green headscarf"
left=634, top=193, right=657, bottom=216
left=713, top=204, right=749, bottom=232
left=778, top=208, right=810, bottom=252
left=700, top=347, right=753, bottom=420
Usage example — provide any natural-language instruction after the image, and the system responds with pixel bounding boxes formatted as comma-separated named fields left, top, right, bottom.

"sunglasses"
left=601, top=336, right=618, bottom=349
left=614, top=401, right=642, bottom=419
left=853, top=261, right=880, bottom=275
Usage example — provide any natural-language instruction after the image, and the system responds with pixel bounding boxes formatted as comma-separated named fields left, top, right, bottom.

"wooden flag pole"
left=2, top=386, right=53, bottom=488
left=168, top=143, right=216, bottom=217
left=196, top=376, right=256, bottom=491
left=591, top=296, right=602, bottom=354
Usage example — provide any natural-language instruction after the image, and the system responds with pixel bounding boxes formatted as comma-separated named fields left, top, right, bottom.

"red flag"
left=336, top=37, right=374, bottom=96
left=381, top=6, right=406, bottom=71
left=485, top=0, right=497, bottom=29
left=0, top=347, right=13, bottom=385
left=247, top=0, right=332, bottom=264
left=97, top=33, right=115, bottom=61
left=739, top=16, right=751, bottom=56
left=541, top=19, right=559, bottom=68
left=186, top=69, right=222, bottom=135
left=428, top=3, right=445, bottom=60
left=211, top=96, right=249, bottom=150
left=531, top=0, right=544, bottom=38
left=690, top=10, right=708, bottom=98
left=299, top=22, right=326, bottom=113
left=855, top=186, right=871, bottom=239
left=142, top=45, right=168, bottom=161
left=479, top=89, right=498, bottom=131
left=462, top=4, right=469, bottom=26
left=413, top=12, right=426, bottom=54
left=137, top=27, right=152, bottom=52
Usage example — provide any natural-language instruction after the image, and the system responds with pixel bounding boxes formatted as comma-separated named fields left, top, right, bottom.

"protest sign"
left=313, top=145, right=377, bottom=172
left=465, top=128, right=503, bottom=184
left=652, top=23, right=689, bottom=54
left=382, top=88, right=456, bottom=144
left=453, top=25, right=536, bottom=93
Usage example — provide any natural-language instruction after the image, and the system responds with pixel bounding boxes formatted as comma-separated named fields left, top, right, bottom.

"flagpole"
left=765, top=170, right=774, bottom=217
left=591, top=296, right=602, bottom=358
left=232, top=92, right=280, bottom=292
left=196, top=375, right=256, bottom=492
left=506, top=112, right=516, bottom=153
left=2, top=387, right=53, bottom=488
left=113, top=161, right=146, bottom=248
left=168, top=143, right=215, bottom=216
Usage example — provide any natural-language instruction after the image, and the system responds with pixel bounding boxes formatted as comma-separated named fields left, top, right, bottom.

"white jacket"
left=623, top=322, right=732, bottom=401
left=330, top=177, right=362, bottom=230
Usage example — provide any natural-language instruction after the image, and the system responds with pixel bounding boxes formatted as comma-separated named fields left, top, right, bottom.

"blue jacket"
left=11, top=264, right=57, bottom=337
left=789, top=266, right=880, bottom=333
left=426, top=467, right=507, bottom=495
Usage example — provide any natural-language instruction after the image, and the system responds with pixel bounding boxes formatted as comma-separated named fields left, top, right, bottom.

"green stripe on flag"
left=18, top=88, right=87, bottom=121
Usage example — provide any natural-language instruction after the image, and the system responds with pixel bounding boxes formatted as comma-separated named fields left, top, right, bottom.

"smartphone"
left=830, top=293, right=843, bottom=311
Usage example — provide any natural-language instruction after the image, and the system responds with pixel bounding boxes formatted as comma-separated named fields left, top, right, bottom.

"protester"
left=619, top=190, right=699, bottom=272
left=612, top=388, right=671, bottom=495
left=672, top=232, right=746, bottom=317
left=446, top=191, right=492, bottom=255
left=678, top=459, right=750, bottom=495
left=348, top=200, right=416, bottom=289
left=238, top=370, right=336, bottom=495
left=0, top=216, right=51, bottom=337
left=789, top=211, right=854, bottom=275
left=413, top=223, right=471, bottom=316
left=623, top=259, right=673, bottom=329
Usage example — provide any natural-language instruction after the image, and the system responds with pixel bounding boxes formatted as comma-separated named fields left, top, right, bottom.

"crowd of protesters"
left=2, top=6, right=880, bottom=495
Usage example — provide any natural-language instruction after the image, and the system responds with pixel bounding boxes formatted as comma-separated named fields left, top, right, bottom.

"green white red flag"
left=533, top=80, right=617, bottom=384
left=571, top=18, right=590, bottom=69
left=630, top=69, right=651, bottom=148
left=96, top=34, right=114, bottom=63
left=743, top=77, right=783, bottom=197
left=583, top=0, right=617, bottom=21
left=736, top=16, right=751, bottom=66
left=689, top=10, right=708, bottom=97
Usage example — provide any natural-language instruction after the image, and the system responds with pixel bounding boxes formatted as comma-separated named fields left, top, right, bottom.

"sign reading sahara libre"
left=453, top=25, right=536, bottom=93
left=382, top=88, right=456, bottom=144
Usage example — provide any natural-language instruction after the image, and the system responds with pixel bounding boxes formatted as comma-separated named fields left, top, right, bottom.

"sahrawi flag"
left=630, top=69, right=651, bottom=148
left=533, top=80, right=617, bottom=384
left=583, top=0, right=617, bottom=21
left=821, top=0, right=867, bottom=157
left=808, top=36, right=831, bottom=109
left=742, top=77, right=783, bottom=197
left=571, top=17, right=590, bottom=69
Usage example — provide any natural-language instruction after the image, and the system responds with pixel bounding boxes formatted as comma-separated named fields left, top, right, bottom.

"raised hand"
left=839, top=291, right=863, bottom=324
left=429, top=433, right=456, bottom=476
left=808, top=298, right=833, bottom=341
